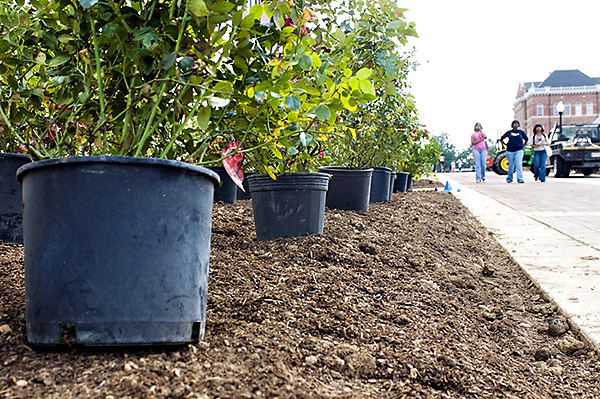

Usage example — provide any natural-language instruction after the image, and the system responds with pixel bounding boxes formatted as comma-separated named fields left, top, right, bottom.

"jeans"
left=472, top=149, right=487, bottom=181
left=506, top=149, right=524, bottom=183
left=533, top=150, right=547, bottom=182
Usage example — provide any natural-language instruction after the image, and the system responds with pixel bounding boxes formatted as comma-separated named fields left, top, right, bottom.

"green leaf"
left=271, top=147, right=283, bottom=159
left=198, top=107, right=211, bottom=131
left=287, top=146, right=299, bottom=156
left=187, top=0, right=209, bottom=17
left=78, top=0, right=99, bottom=8
left=285, top=95, right=301, bottom=111
left=297, top=54, right=313, bottom=70
left=359, top=79, right=375, bottom=95
left=356, top=68, right=372, bottom=80
left=211, top=1, right=235, bottom=14
left=272, top=8, right=282, bottom=29
left=314, top=105, right=331, bottom=121
left=386, top=20, right=405, bottom=32
left=161, top=53, right=176, bottom=70
left=47, top=55, right=70, bottom=67
left=241, top=14, right=255, bottom=29
left=233, top=55, right=248, bottom=73
left=316, top=71, right=327, bottom=85
left=57, top=34, right=75, bottom=44
left=180, top=56, right=194, bottom=69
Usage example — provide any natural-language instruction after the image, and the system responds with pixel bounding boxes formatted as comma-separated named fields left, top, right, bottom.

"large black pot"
left=369, top=166, right=392, bottom=203
left=318, top=167, right=373, bottom=212
left=17, top=156, right=219, bottom=346
left=209, top=166, right=237, bottom=204
left=248, top=173, right=329, bottom=241
left=406, top=174, right=413, bottom=191
left=0, top=153, right=31, bottom=243
left=394, top=172, right=409, bottom=193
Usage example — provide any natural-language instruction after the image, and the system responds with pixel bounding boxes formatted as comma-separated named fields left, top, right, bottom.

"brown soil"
left=1, top=178, right=600, bottom=398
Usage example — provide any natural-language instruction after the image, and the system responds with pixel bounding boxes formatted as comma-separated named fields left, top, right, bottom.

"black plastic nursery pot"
left=394, top=171, right=409, bottom=193
left=369, top=166, right=392, bottom=203
left=318, top=166, right=373, bottom=212
left=248, top=173, right=329, bottom=241
left=406, top=174, right=413, bottom=191
left=209, top=166, right=237, bottom=204
left=17, top=156, right=220, bottom=346
left=388, top=171, right=396, bottom=200
left=0, top=153, right=31, bottom=243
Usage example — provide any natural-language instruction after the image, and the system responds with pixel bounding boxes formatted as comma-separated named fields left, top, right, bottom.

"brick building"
left=514, top=70, right=600, bottom=135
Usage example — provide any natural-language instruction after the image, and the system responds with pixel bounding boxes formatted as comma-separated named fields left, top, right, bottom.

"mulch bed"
left=1, top=178, right=599, bottom=398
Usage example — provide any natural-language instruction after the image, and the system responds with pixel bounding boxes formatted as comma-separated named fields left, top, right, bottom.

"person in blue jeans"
left=500, top=120, right=528, bottom=183
left=531, top=123, right=550, bottom=182
left=470, top=122, right=488, bottom=182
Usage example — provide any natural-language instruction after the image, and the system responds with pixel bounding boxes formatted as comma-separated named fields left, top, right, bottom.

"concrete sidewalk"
left=441, top=174, right=600, bottom=352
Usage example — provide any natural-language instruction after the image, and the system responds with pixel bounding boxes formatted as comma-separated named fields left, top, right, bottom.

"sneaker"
left=506, top=180, right=512, bottom=183
left=517, top=180, right=524, bottom=184
left=476, top=180, right=481, bottom=183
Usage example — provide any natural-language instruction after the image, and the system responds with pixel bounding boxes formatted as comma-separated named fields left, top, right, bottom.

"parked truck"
left=546, top=124, right=600, bottom=177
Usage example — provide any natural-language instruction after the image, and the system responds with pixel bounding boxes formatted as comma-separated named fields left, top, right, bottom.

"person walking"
left=531, top=123, right=549, bottom=182
left=500, top=120, right=528, bottom=183
left=470, top=122, right=488, bottom=183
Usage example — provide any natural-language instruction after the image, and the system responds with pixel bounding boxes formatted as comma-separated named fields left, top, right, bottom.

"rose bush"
left=0, top=0, right=427, bottom=180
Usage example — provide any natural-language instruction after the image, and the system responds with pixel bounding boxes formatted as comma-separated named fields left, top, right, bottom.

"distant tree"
left=432, top=132, right=457, bottom=171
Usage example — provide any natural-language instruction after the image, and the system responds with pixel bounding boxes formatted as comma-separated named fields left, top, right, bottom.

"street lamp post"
left=557, top=100, right=565, bottom=128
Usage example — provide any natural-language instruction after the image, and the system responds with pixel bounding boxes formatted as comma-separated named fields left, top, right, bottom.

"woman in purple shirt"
left=471, top=122, right=488, bottom=183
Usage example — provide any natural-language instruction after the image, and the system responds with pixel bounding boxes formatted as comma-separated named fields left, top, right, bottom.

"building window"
left=536, top=103, right=543, bottom=116
left=575, top=102, right=582, bottom=116
left=587, top=102, right=594, bottom=115
left=553, top=102, right=560, bottom=116
left=565, top=102, right=571, bottom=116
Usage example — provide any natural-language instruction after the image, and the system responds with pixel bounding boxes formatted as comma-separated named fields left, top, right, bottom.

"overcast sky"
left=400, top=0, right=600, bottom=150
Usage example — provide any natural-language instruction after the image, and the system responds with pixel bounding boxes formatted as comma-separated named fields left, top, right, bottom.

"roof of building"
left=534, top=70, right=600, bottom=88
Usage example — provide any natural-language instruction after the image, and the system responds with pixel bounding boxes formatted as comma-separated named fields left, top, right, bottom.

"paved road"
left=439, top=170, right=600, bottom=353
left=443, top=171, right=600, bottom=251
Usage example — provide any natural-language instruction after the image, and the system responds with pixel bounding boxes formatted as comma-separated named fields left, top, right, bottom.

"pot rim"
left=16, top=155, right=220, bottom=184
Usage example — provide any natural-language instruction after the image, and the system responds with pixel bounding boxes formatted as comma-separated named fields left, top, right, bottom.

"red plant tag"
left=222, top=141, right=245, bottom=191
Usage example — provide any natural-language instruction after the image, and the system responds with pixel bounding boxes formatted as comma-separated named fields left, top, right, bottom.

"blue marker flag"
left=443, top=181, right=452, bottom=194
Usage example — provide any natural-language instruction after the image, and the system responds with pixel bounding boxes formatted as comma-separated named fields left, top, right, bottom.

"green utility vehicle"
left=491, top=142, right=534, bottom=175
left=546, top=124, right=600, bottom=177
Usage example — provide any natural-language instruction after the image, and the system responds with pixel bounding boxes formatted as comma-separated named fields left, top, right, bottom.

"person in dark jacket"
left=500, top=120, right=529, bottom=183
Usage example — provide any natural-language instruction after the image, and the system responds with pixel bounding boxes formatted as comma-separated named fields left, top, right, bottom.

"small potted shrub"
left=396, top=127, right=441, bottom=191
left=0, top=124, right=31, bottom=243
left=0, top=0, right=272, bottom=345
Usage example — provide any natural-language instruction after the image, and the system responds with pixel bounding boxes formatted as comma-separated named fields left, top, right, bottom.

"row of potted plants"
left=0, top=0, right=439, bottom=346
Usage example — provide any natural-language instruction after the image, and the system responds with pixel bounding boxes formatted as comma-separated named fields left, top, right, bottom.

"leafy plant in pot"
left=396, top=126, right=441, bottom=191
left=0, top=0, right=275, bottom=345
left=205, top=0, right=419, bottom=238
left=0, top=65, right=32, bottom=243
left=317, top=3, right=420, bottom=209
